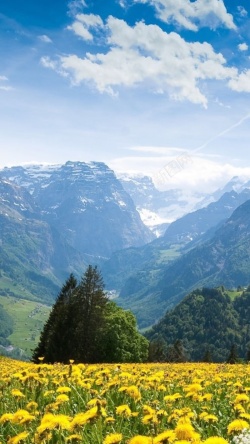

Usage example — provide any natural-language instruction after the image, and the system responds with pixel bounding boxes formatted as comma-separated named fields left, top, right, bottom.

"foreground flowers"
left=0, top=357, right=250, bottom=443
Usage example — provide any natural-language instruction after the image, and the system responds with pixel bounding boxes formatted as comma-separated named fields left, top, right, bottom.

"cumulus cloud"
left=67, top=13, right=104, bottom=40
left=228, top=70, right=250, bottom=92
left=42, top=16, right=241, bottom=106
left=238, top=42, right=248, bottom=51
left=110, top=153, right=250, bottom=193
left=134, top=0, right=236, bottom=31
left=38, top=34, right=52, bottom=43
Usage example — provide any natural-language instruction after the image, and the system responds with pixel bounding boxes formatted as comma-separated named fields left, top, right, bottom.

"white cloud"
left=228, top=70, right=250, bottom=92
left=0, top=86, right=13, bottom=91
left=237, top=6, right=248, bottom=17
left=67, top=0, right=87, bottom=16
left=43, top=17, right=241, bottom=107
left=238, top=42, right=248, bottom=51
left=0, top=75, right=13, bottom=91
left=38, top=34, right=52, bottom=43
left=67, top=13, right=104, bottom=40
left=129, top=146, right=185, bottom=154
left=135, top=0, right=236, bottom=31
left=110, top=153, right=250, bottom=193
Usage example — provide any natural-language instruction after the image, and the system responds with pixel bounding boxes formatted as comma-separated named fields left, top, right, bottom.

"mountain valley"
left=1, top=162, right=250, bottom=357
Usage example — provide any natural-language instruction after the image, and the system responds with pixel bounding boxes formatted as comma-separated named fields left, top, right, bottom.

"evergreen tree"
left=72, top=265, right=108, bottom=363
left=32, top=273, right=77, bottom=363
left=166, top=339, right=187, bottom=362
left=202, top=347, right=212, bottom=363
left=148, top=337, right=167, bottom=362
left=245, top=346, right=250, bottom=363
left=226, top=343, right=238, bottom=364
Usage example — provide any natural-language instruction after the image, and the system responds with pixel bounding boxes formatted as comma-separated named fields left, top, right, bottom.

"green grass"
left=0, top=295, right=51, bottom=357
left=0, top=274, right=39, bottom=301
left=225, top=289, right=244, bottom=300
left=156, top=247, right=181, bottom=263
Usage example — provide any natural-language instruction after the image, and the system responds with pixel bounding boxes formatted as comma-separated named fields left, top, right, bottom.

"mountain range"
left=0, top=162, right=153, bottom=304
left=1, top=161, right=250, bottom=338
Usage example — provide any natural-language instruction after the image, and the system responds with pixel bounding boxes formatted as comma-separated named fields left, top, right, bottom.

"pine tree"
left=72, top=265, right=108, bottom=363
left=166, top=339, right=187, bottom=362
left=226, top=343, right=238, bottom=364
left=148, top=337, right=167, bottom=362
left=32, top=273, right=77, bottom=363
left=202, top=347, right=212, bottom=362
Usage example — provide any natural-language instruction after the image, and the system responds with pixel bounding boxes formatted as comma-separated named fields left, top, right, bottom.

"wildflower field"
left=0, top=357, right=250, bottom=444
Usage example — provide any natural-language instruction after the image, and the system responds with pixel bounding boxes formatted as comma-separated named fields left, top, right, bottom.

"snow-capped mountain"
left=1, top=161, right=154, bottom=257
left=118, top=173, right=207, bottom=236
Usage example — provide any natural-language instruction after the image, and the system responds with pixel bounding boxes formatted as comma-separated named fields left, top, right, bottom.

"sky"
left=1, top=0, right=250, bottom=192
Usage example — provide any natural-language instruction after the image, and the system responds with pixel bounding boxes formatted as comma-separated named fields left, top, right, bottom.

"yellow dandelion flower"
left=103, top=432, right=123, bottom=444
left=105, top=416, right=115, bottom=423
left=70, top=407, right=99, bottom=430
left=128, top=436, right=153, bottom=444
left=228, top=419, right=250, bottom=434
left=202, top=393, right=213, bottom=401
left=26, top=401, right=38, bottom=411
left=56, top=386, right=71, bottom=393
left=37, top=413, right=72, bottom=434
left=203, top=437, right=229, bottom=444
left=165, top=393, right=182, bottom=402
left=153, top=430, right=176, bottom=443
left=234, top=394, right=249, bottom=404
left=199, top=413, right=218, bottom=423
left=142, top=413, right=159, bottom=425
left=184, top=384, right=202, bottom=393
left=12, top=409, right=35, bottom=425
left=119, top=385, right=141, bottom=400
left=56, top=394, right=69, bottom=403
left=0, top=413, right=14, bottom=423
left=234, top=404, right=245, bottom=413
left=143, top=405, right=155, bottom=415
left=240, top=413, right=250, bottom=421
left=173, top=441, right=191, bottom=444
left=175, top=422, right=200, bottom=441
left=43, top=390, right=54, bottom=397
left=7, top=431, right=29, bottom=444
left=11, top=389, right=25, bottom=398
left=116, top=404, right=132, bottom=417
left=66, top=434, right=82, bottom=442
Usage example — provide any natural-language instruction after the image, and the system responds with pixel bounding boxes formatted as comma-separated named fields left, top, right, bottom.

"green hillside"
left=0, top=295, right=51, bottom=358
left=147, top=286, right=250, bottom=362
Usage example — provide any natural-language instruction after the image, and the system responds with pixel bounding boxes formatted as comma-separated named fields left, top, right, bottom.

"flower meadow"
left=0, top=358, right=250, bottom=444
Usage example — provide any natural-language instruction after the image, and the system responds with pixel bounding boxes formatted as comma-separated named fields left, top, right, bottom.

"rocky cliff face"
left=1, top=161, right=154, bottom=258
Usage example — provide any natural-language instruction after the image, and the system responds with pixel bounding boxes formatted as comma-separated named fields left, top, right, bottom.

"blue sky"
left=1, top=0, right=250, bottom=191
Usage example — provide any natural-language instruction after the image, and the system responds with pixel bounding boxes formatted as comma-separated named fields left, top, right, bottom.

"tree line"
left=33, top=269, right=250, bottom=364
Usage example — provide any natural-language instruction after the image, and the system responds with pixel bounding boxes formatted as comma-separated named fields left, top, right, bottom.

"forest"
left=32, top=265, right=250, bottom=364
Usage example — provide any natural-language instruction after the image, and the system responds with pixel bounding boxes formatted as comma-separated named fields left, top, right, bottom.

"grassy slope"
left=0, top=295, right=51, bottom=357
left=0, top=274, right=39, bottom=301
